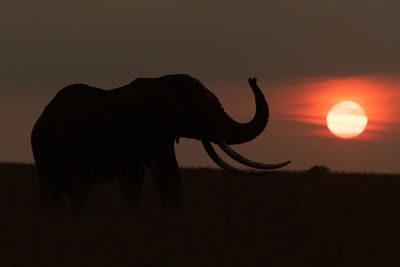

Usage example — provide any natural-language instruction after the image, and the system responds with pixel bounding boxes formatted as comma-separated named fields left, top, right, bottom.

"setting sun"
left=326, top=101, right=368, bottom=139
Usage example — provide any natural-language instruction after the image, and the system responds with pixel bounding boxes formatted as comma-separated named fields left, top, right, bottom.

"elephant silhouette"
left=31, top=74, right=290, bottom=209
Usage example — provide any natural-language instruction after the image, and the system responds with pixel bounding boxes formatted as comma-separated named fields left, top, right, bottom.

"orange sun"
left=326, top=101, right=368, bottom=139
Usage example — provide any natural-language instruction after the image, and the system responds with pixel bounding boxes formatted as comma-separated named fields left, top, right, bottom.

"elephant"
left=31, top=74, right=290, bottom=209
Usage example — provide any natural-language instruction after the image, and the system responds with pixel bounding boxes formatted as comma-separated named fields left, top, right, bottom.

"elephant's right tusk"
left=201, top=141, right=275, bottom=176
left=218, top=142, right=291, bottom=169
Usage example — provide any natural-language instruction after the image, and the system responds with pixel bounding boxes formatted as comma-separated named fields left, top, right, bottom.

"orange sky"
left=173, top=74, right=400, bottom=173
left=268, top=75, right=400, bottom=140
left=1, top=0, right=400, bottom=173
left=1, top=75, right=400, bottom=173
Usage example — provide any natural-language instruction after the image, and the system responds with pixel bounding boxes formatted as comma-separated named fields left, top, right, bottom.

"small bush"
left=307, top=165, right=330, bottom=173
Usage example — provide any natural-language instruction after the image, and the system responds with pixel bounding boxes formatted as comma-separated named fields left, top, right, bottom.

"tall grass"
left=1, top=163, right=399, bottom=266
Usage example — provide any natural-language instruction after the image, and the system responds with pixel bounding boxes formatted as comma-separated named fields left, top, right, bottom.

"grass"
left=1, top=163, right=399, bottom=266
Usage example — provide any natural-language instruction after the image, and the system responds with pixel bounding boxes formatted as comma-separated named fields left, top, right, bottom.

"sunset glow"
left=267, top=75, right=400, bottom=141
left=326, top=101, right=368, bottom=139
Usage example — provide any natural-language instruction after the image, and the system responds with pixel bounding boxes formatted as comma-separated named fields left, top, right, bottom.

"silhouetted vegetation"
left=307, top=164, right=331, bottom=173
left=1, top=163, right=399, bottom=266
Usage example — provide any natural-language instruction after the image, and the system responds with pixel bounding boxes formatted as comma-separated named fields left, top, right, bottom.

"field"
left=1, top=163, right=399, bottom=267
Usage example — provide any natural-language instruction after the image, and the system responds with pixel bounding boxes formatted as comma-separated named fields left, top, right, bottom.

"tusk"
left=201, top=141, right=275, bottom=176
left=218, top=142, right=291, bottom=169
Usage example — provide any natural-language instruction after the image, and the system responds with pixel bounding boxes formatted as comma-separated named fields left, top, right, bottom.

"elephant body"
left=31, top=74, right=290, bottom=209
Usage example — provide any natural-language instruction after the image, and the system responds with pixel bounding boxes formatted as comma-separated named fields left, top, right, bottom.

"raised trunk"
left=221, top=78, right=269, bottom=145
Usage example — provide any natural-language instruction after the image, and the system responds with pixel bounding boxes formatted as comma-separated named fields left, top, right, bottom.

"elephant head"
left=145, top=74, right=290, bottom=175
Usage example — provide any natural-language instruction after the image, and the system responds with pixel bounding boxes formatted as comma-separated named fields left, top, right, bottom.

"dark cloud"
left=1, top=0, right=399, bottom=88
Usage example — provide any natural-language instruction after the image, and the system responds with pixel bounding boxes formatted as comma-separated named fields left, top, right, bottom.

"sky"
left=1, top=0, right=400, bottom=173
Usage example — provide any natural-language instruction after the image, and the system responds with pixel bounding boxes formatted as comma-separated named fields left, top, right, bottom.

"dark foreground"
left=1, top=163, right=399, bottom=267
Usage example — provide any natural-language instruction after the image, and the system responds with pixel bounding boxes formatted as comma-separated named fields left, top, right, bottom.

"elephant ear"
left=148, top=89, right=184, bottom=142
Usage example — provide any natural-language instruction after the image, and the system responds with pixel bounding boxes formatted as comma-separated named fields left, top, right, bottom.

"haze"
left=1, top=0, right=400, bottom=173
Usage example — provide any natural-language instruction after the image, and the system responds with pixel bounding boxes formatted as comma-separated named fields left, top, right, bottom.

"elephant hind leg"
left=37, top=166, right=64, bottom=202
left=148, top=143, right=182, bottom=209
left=66, top=182, right=91, bottom=211
left=63, top=170, right=92, bottom=212
left=35, top=166, right=66, bottom=217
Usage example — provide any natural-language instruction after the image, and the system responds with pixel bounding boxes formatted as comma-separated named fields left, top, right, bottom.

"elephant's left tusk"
left=201, top=141, right=276, bottom=176
left=218, top=142, right=291, bottom=169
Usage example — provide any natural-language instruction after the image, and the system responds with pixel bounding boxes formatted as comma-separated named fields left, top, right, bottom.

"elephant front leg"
left=117, top=161, right=145, bottom=207
left=148, top=142, right=182, bottom=209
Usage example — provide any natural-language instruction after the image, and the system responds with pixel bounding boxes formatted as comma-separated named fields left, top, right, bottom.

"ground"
left=1, top=163, right=399, bottom=266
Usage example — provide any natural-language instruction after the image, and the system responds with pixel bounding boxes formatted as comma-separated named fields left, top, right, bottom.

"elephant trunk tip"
left=222, top=77, right=269, bottom=145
